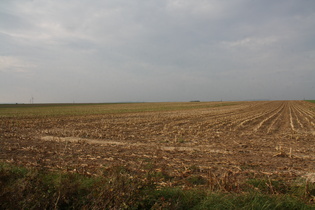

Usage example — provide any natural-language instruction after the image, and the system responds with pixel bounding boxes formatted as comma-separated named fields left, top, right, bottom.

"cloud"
left=221, top=36, right=279, bottom=51
left=0, top=56, right=35, bottom=73
left=1, top=0, right=315, bottom=103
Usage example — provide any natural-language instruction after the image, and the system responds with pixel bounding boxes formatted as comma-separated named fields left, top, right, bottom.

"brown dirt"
left=1, top=100, right=315, bottom=181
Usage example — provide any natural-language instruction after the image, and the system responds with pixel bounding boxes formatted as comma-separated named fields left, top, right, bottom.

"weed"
left=186, top=175, right=207, bottom=186
left=1, top=162, right=315, bottom=209
left=178, top=138, right=185, bottom=143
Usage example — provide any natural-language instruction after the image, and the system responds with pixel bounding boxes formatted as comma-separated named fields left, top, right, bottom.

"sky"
left=1, top=0, right=315, bottom=103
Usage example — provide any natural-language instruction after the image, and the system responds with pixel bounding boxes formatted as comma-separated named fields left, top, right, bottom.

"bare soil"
left=1, top=101, right=315, bottom=183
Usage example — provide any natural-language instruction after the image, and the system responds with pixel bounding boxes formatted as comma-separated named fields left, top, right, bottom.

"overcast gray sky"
left=1, top=0, right=314, bottom=103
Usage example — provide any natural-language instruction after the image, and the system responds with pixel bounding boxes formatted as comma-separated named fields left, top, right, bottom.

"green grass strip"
left=1, top=162, right=314, bottom=209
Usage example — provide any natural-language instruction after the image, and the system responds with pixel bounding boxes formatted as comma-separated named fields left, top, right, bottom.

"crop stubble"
left=1, top=100, right=315, bottom=183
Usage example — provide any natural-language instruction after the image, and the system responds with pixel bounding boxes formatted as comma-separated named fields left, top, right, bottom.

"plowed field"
left=1, top=101, right=315, bottom=184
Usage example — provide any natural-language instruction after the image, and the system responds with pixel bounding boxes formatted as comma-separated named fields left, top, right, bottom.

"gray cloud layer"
left=1, top=0, right=315, bottom=103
